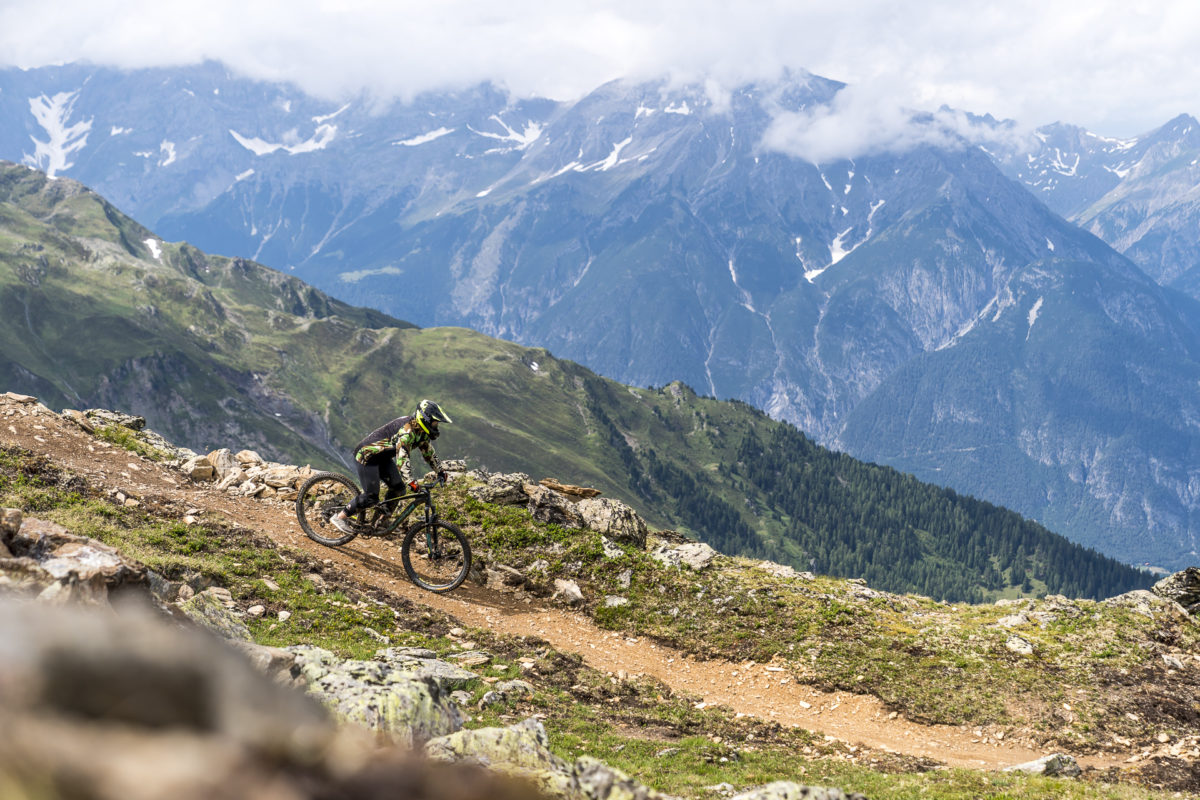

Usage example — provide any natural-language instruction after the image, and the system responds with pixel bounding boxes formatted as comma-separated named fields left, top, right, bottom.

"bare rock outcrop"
left=468, top=471, right=647, bottom=549
left=1153, top=567, right=1200, bottom=614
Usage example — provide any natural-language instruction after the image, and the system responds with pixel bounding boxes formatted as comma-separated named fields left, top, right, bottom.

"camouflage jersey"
left=352, top=415, right=442, bottom=484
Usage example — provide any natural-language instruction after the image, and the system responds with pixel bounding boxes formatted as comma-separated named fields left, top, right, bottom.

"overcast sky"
left=3, top=0, right=1198, bottom=146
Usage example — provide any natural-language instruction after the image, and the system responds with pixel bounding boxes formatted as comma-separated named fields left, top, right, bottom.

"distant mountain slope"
left=0, top=161, right=1151, bottom=601
left=988, top=114, right=1200, bottom=295
left=4, top=63, right=1200, bottom=570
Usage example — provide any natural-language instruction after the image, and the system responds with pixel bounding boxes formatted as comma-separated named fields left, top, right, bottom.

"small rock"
left=1002, top=753, right=1081, bottom=778
left=1006, top=635, right=1034, bottom=656
left=277, top=610, right=291, bottom=622
left=61, top=409, right=95, bottom=434
left=552, top=578, right=584, bottom=605
left=247, top=605, right=266, bottom=618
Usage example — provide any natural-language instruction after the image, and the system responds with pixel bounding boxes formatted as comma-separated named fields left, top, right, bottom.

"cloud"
left=759, top=84, right=1038, bottom=164
left=3, top=0, right=1200, bottom=139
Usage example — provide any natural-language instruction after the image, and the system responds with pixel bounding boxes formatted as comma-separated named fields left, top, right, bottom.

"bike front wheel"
left=295, top=471, right=361, bottom=546
left=401, top=520, right=471, bottom=592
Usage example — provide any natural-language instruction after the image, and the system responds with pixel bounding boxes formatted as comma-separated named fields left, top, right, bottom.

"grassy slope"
left=0, top=161, right=1150, bottom=603
left=1, top=441, right=1194, bottom=800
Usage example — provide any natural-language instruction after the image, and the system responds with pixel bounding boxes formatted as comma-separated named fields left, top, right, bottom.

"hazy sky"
left=2, top=0, right=1197, bottom=142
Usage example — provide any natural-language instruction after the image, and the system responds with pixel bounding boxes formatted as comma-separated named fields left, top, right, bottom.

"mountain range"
left=2, top=61, right=1200, bottom=570
left=0, top=160, right=1150, bottom=602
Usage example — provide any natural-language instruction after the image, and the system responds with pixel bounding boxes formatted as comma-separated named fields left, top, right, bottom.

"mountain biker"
left=331, top=399, right=452, bottom=534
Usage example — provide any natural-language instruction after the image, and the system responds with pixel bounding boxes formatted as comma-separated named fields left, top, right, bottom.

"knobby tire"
left=295, top=471, right=361, bottom=546
left=401, top=520, right=471, bottom=592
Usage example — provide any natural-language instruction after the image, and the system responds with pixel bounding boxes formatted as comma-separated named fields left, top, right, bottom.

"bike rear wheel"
left=401, top=520, right=471, bottom=592
left=295, top=471, right=362, bottom=546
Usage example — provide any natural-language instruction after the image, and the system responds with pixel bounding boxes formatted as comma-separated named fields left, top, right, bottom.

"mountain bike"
left=294, top=472, right=471, bottom=592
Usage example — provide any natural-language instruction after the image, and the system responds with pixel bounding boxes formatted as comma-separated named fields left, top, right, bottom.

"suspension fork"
left=423, top=499, right=438, bottom=555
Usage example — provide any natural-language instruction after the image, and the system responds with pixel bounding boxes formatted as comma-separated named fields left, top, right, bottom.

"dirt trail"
left=0, top=396, right=1126, bottom=772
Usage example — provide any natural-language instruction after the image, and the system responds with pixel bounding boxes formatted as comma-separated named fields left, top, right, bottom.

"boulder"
left=1153, top=567, right=1200, bottom=614
left=235, top=450, right=264, bottom=466
left=427, top=718, right=577, bottom=798
left=1, top=506, right=21, bottom=544
left=552, top=578, right=584, bottom=606
left=0, top=515, right=151, bottom=605
left=261, top=465, right=302, bottom=489
left=289, top=645, right=464, bottom=747
left=525, top=483, right=583, bottom=528
left=728, top=783, right=866, bottom=800
left=1005, top=635, right=1035, bottom=656
left=181, top=455, right=215, bottom=481
left=178, top=589, right=253, bottom=642
left=468, top=473, right=531, bottom=505
left=1002, top=753, right=1082, bottom=778
left=575, top=496, right=647, bottom=549
left=572, top=755, right=678, bottom=800
left=374, top=647, right=481, bottom=692
left=61, top=408, right=95, bottom=434
left=428, top=718, right=685, bottom=800
left=205, top=448, right=241, bottom=480
left=216, top=468, right=249, bottom=490
left=1102, top=589, right=1182, bottom=618
left=84, top=408, right=146, bottom=431
left=0, top=598, right=332, bottom=748
left=651, top=542, right=718, bottom=571
left=539, top=478, right=602, bottom=499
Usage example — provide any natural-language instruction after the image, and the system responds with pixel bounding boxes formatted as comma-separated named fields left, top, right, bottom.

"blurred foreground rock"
left=0, top=598, right=540, bottom=800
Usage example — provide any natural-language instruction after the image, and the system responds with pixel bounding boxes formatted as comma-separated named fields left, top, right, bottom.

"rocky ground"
left=2, top=391, right=1197, bottom=794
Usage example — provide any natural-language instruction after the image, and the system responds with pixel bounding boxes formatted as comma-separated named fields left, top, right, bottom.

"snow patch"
left=339, top=265, right=403, bottom=284
left=144, top=239, right=162, bottom=260
left=1050, top=148, right=1080, bottom=176
left=24, top=90, right=92, bottom=178
left=1027, top=296, right=1044, bottom=338
left=664, top=101, right=692, bottom=115
left=235, top=168, right=255, bottom=181
left=469, top=115, right=542, bottom=148
left=829, top=227, right=855, bottom=264
left=158, top=141, right=177, bottom=167
left=229, top=124, right=337, bottom=156
left=312, top=103, right=350, bottom=125
left=529, top=361, right=540, bottom=372
left=1045, top=237, right=1055, bottom=252
left=595, top=136, right=633, bottom=171
left=110, top=126, right=131, bottom=136
left=395, top=127, right=455, bottom=146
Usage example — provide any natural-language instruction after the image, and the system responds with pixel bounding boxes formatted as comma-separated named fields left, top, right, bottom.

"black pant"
left=346, top=455, right=405, bottom=514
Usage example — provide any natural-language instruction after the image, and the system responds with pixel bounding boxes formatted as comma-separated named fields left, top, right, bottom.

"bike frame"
left=367, top=488, right=437, bottom=535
